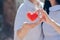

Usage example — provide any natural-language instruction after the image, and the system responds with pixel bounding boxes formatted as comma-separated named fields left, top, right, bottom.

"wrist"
left=47, top=16, right=54, bottom=25
left=49, top=18, right=55, bottom=26
left=23, top=26, right=31, bottom=31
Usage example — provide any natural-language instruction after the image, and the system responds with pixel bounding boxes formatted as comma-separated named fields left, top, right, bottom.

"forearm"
left=17, top=20, right=41, bottom=39
left=50, top=20, right=60, bottom=34
left=17, top=26, right=29, bottom=40
left=17, top=23, right=39, bottom=40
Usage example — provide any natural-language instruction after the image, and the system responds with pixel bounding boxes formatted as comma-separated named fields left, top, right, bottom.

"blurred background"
left=0, top=0, right=43, bottom=40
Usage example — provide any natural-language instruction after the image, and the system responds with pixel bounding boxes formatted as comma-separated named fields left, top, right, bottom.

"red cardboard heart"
left=27, top=11, right=38, bottom=21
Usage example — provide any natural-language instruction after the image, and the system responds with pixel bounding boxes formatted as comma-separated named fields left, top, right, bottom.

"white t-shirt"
left=43, top=5, right=60, bottom=40
left=14, top=0, right=44, bottom=40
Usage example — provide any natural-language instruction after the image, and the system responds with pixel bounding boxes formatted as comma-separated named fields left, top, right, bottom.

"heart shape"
left=27, top=11, right=38, bottom=21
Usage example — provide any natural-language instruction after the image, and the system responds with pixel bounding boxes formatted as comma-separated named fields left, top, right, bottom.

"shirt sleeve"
left=14, top=4, right=25, bottom=31
left=14, top=4, right=26, bottom=40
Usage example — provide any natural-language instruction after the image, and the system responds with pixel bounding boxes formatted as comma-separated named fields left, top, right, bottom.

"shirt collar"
left=49, top=5, right=60, bottom=12
left=24, top=0, right=35, bottom=8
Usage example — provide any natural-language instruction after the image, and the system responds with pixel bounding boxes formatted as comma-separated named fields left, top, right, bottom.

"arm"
left=17, top=19, right=42, bottom=40
left=39, top=9, right=60, bottom=34
left=49, top=19, right=60, bottom=34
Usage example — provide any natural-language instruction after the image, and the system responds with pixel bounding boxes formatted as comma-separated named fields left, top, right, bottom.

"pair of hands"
left=38, top=9, right=51, bottom=24
left=23, top=9, right=52, bottom=30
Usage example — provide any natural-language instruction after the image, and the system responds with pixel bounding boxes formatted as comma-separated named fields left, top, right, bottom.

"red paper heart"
left=27, top=11, right=38, bottom=21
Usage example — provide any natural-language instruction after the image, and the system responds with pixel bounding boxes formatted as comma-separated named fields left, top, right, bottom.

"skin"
left=49, top=0, right=57, bottom=6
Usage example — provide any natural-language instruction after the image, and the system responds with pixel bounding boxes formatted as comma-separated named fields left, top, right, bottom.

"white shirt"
left=43, top=5, right=60, bottom=40
left=14, top=0, right=44, bottom=40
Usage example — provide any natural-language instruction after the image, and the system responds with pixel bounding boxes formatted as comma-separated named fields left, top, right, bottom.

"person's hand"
left=39, top=9, right=52, bottom=24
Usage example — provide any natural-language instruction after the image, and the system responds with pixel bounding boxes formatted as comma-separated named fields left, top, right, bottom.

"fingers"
left=35, top=9, right=41, bottom=14
left=38, top=9, right=48, bottom=22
